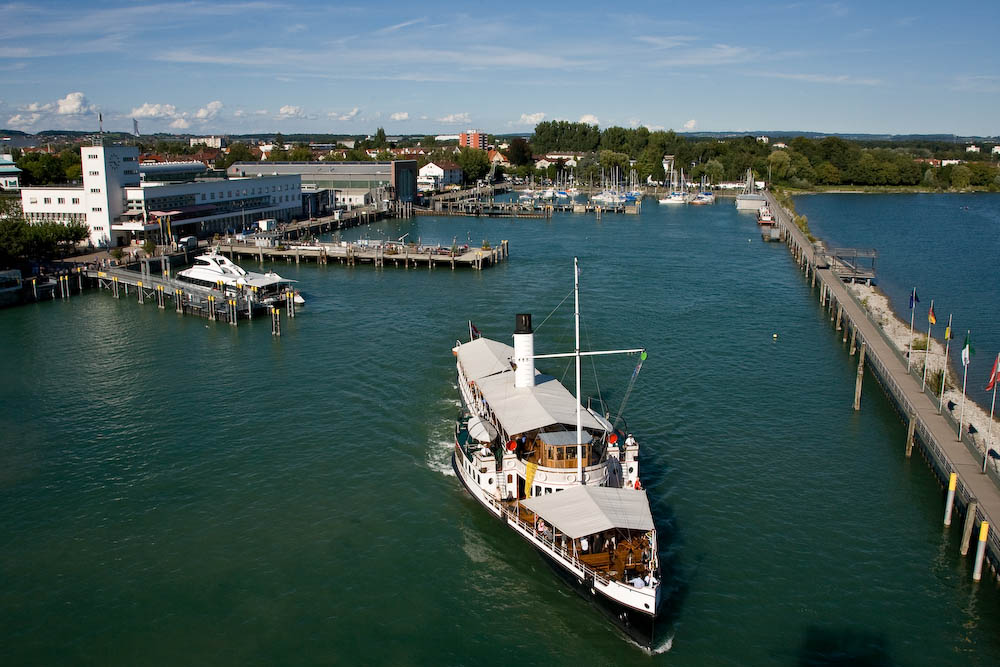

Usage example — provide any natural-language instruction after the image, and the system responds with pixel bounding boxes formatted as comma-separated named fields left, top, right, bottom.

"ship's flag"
left=945, top=323, right=952, bottom=341
left=909, top=288, right=919, bottom=309
left=962, top=332, right=974, bottom=367
left=928, top=303, right=937, bottom=325
left=469, top=321, right=481, bottom=340
left=987, top=353, right=1000, bottom=392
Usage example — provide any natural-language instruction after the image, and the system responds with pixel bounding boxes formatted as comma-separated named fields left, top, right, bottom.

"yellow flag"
left=945, top=325, right=951, bottom=340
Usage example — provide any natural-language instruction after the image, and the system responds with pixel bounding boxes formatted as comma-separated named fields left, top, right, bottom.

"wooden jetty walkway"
left=419, top=199, right=639, bottom=218
left=81, top=262, right=295, bottom=333
left=212, top=238, right=509, bottom=270
left=767, top=190, right=1000, bottom=581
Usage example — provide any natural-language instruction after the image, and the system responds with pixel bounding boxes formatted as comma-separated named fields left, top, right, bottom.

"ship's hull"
left=451, top=445, right=658, bottom=649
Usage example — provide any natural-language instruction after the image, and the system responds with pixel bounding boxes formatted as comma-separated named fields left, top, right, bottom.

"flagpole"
left=922, top=299, right=933, bottom=392
left=907, top=287, right=916, bottom=372
left=939, top=314, right=952, bottom=413
left=986, top=352, right=999, bottom=474
left=959, top=330, right=970, bottom=441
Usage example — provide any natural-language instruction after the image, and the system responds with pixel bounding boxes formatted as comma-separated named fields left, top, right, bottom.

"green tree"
left=950, top=164, right=972, bottom=189
left=507, top=138, right=533, bottom=166
left=217, top=142, right=255, bottom=169
left=768, top=150, right=791, bottom=181
left=456, top=148, right=490, bottom=184
left=815, top=162, right=842, bottom=185
left=289, top=144, right=313, bottom=161
left=704, top=159, right=725, bottom=185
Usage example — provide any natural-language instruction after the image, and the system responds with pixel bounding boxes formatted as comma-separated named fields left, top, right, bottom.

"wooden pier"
left=213, top=238, right=510, bottom=270
left=82, top=265, right=295, bottom=331
left=767, top=190, right=1000, bottom=580
left=422, top=198, right=639, bottom=218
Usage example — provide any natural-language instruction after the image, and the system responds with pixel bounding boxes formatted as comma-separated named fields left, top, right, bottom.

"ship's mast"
left=575, top=257, right=583, bottom=485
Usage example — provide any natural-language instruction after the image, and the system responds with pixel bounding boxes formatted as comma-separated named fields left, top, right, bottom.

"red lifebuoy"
left=506, top=440, right=517, bottom=452
left=634, top=479, right=642, bottom=490
left=609, top=433, right=619, bottom=445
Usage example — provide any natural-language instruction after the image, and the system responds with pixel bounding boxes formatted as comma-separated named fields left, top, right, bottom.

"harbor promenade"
left=767, top=190, right=1000, bottom=579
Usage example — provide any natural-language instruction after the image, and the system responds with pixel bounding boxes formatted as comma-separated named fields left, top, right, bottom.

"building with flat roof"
left=190, top=136, right=227, bottom=149
left=460, top=130, right=488, bottom=151
left=0, top=153, right=20, bottom=190
left=20, top=145, right=301, bottom=247
left=226, top=160, right=417, bottom=205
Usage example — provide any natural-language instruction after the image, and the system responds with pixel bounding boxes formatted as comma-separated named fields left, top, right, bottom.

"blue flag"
left=909, top=288, right=919, bottom=309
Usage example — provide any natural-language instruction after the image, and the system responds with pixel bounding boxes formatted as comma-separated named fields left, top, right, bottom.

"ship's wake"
left=425, top=396, right=462, bottom=476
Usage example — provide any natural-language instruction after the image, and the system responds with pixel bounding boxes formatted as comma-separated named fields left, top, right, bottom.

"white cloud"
left=683, top=119, right=697, bottom=130
left=578, top=114, right=599, bottom=125
left=636, top=35, right=696, bottom=50
left=277, top=104, right=304, bottom=118
left=8, top=113, right=40, bottom=127
left=645, top=124, right=665, bottom=131
left=517, top=112, right=545, bottom=125
left=21, top=101, right=51, bottom=112
left=169, top=117, right=191, bottom=129
left=56, top=91, right=94, bottom=115
left=374, top=18, right=426, bottom=34
left=254, top=109, right=268, bottom=115
left=758, top=72, right=881, bottom=86
left=390, top=111, right=409, bottom=121
left=438, top=112, right=470, bottom=124
left=195, top=100, right=223, bottom=120
left=131, top=102, right=180, bottom=119
left=329, top=107, right=360, bottom=121
left=233, top=109, right=246, bottom=118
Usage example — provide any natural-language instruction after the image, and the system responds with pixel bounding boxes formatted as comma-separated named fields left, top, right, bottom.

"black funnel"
left=515, top=313, right=532, bottom=334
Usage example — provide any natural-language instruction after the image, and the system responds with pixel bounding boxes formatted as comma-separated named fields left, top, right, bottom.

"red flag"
left=987, top=353, right=1000, bottom=392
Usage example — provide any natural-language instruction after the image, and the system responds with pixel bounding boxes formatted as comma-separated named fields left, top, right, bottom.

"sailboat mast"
left=575, top=257, right=584, bottom=485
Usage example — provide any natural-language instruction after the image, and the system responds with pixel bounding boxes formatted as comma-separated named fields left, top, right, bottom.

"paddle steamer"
left=451, top=259, right=660, bottom=646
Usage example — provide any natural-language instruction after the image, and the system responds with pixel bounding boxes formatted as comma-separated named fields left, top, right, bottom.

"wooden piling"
left=853, top=341, right=866, bottom=411
left=961, top=501, right=979, bottom=556
left=905, top=414, right=916, bottom=458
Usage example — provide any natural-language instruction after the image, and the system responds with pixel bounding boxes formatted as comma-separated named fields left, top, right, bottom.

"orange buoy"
left=609, top=433, right=619, bottom=444
left=507, top=440, right=517, bottom=452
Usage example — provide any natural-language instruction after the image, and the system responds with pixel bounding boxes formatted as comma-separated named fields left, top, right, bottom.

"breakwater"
left=766, top=190, right=1000, bottom=579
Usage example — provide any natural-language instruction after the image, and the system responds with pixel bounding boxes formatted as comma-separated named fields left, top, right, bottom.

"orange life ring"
left=634, top=479, right=642, bottom=490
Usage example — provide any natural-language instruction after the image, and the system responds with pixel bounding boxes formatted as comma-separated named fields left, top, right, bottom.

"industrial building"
left=459, top=130, right=488, bottom=151
left=19, top=145, right=301, bottom=248
left=226, top=160, right=417, bottom=207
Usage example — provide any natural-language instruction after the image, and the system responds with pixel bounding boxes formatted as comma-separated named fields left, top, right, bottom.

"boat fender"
left=506, top=440, right=517, bottom=452
left=634, top=479, right=642, bottom=490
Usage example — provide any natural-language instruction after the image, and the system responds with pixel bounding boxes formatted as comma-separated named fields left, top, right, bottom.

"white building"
left=189, top=136, right=227, bottom=149
left=20, top=145, right=301, bottom=248
left=966, top=144, right=981, bottom=153
left=419, top=161, right=462, bottom=188
left=0, top=153, right=21, bottom=190
left=757, top=136, right=770, bottom=144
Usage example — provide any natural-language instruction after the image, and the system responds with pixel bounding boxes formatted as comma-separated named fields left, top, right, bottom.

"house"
left=487, top=149, right=510, bottom=167
left=966, top=145, right=981, bottom=153
left=992, top=145, right=1000, bottom=156
left=418, top=161, right=463, bottom=190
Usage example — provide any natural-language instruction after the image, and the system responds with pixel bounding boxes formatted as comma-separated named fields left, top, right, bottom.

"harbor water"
left=3, top=196, right=1000, bottom=664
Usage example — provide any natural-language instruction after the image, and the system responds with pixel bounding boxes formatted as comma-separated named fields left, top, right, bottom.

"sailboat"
left=451, top=259, right=661, bottom=646
left=659, top=168, right=688, bottom=205
left=690, top=175, right=715, bottom=205
left=735, top=167, right=766, bottom=210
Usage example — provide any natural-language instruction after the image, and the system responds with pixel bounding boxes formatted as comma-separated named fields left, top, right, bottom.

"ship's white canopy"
left=456, top=338, right=604, bottom=436
left=520, top=486, right=654, bottom=539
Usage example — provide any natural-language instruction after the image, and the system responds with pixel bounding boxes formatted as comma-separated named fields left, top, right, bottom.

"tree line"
left=524, top=121, right=1000, bottom=190
left=0, top=197, right=89, bottom=268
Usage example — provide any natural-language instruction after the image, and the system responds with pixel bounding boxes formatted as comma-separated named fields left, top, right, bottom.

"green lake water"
left=2, top=197, right=999, bottom=665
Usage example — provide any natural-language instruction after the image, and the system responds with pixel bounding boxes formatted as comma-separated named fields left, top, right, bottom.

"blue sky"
left=1, top=0, right=997, bottom=136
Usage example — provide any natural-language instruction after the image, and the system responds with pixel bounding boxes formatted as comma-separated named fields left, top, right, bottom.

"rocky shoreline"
left=847, top=282, right=999, bottom=462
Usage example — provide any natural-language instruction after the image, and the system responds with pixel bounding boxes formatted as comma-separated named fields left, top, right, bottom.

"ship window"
left=487, top=478, right=493, bottom=486
left=556, top=447, right=564, bottom=461
left=545, top=488, right=552, bottom=494
left=507, top=474, right=512, bottom=484
left=535, top=486, right=541, bottom=496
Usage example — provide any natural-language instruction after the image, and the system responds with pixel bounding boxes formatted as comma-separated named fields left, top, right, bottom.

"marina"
left=4, top=196, right=1000, bottom=664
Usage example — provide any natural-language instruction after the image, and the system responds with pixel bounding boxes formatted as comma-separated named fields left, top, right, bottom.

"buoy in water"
left=772, top=333, right=778, bottom=340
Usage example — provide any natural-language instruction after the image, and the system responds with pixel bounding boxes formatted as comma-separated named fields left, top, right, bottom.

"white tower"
left=513, top=313, right=535, bottom=388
